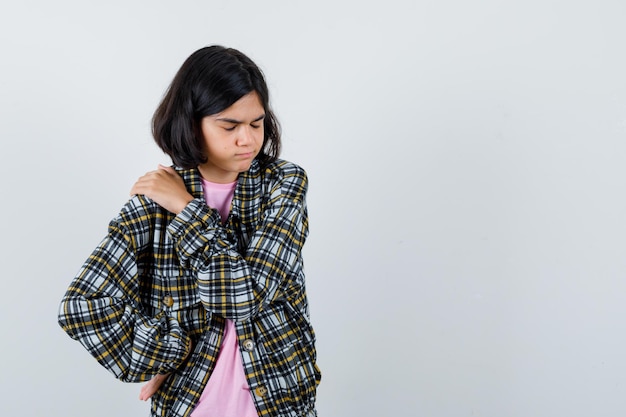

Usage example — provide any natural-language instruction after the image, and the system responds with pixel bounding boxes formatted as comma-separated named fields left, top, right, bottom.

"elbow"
left=57, top=297, right=78, bottom=339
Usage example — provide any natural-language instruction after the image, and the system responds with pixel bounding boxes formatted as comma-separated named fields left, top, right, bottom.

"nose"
left=237, top=126, right=255, bottom=146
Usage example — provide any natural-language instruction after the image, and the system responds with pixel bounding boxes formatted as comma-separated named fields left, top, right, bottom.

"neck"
left=197, top=165, right=239, bottom=184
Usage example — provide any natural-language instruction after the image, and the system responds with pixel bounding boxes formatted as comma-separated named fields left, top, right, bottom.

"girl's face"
left=198, top=91, right=265, bottom=183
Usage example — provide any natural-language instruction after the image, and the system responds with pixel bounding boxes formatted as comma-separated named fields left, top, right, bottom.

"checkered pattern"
left=58, top=159, right=320, bottom=417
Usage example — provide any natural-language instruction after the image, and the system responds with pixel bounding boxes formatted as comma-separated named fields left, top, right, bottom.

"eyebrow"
left=216, top=114, right=265, bottom=124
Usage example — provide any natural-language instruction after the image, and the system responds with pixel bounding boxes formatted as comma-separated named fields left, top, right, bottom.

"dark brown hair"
left=152, top=46, right=281, bottom=168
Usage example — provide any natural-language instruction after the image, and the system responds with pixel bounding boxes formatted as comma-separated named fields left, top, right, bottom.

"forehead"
left=215, top=91, right=264, bottom=118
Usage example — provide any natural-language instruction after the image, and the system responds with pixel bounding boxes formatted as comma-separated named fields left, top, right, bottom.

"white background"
left=1, top=1, right=626, bottom=416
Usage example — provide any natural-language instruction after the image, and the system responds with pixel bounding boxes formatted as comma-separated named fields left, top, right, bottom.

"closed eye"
left=217, top=114, right=265, bottom=131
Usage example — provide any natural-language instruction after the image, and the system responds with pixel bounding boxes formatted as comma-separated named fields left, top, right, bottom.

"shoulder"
left=117, top=165, right=198, bottom=227
left=107, top=166, right=199, bottom=248
left=257, top=159, right=308, bottom=200
left=263, top=158, right=306, bottom=175
left=259, top=159, right=307, bottom=185
left=176, top=167, right=203, bottom=195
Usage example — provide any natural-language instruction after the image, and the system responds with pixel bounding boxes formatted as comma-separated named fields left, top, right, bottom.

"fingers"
left=128, top=166, right=192, bottom=213
left=139, top=386, right=156, bottom=401
left=138, top=374, right=168, bottom=401
left=138, top=385, right=150, bottom=401
left=130, top=166, right=173, bottom=196
left=158, top=164, right=177, bottom=175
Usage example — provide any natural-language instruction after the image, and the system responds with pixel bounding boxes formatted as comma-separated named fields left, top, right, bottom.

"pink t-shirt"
left=190, top=178, right=257, bottom=417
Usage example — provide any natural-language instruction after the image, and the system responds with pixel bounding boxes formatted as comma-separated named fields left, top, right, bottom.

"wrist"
left=175, top=195, right=194, bottom=215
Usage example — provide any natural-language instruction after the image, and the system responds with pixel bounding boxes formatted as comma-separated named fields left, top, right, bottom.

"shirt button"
left=163, top=295, right=174, bottom=308
left=242, top=339, right=254, bottom=352
left=254, top=386, right=268, bottom=397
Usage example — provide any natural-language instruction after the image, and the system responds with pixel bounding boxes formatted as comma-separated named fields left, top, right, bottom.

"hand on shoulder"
left=130, top=165, right=194, bottom=214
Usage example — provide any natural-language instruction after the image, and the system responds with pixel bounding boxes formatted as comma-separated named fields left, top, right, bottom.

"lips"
left=236, top=152, right=255, bottom=159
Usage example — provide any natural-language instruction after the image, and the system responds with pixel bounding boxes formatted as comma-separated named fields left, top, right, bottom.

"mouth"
left=236, top=152, right=255, bottom=159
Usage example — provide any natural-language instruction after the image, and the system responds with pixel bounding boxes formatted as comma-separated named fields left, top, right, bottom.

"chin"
left=235, top=162, right=253, bottom=172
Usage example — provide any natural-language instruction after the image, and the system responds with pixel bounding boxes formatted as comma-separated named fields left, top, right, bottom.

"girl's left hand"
left=139, top=373, right=168, bottom=401
left=130, top=165, right=194, bottom=214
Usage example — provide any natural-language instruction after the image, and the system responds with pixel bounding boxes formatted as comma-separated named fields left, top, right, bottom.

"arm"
left=167, top=166, right=309, bottom=321
left=58, top=199, right=192, bottom=382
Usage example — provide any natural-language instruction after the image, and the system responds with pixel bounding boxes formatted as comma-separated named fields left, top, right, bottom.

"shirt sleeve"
left=166, top=166, right=309, bottom=321
left=58, top=199, right=192, bottom=382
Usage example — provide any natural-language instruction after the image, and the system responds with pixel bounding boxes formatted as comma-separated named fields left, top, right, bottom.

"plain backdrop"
left=1, top=1, right=626, bottom=416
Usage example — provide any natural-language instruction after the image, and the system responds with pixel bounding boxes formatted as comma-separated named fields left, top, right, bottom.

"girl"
left=58, top=45, right=321, bottom=417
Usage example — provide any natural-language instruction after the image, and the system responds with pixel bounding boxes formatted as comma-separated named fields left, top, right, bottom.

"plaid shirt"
left=58, top=159, right=320, bottom=417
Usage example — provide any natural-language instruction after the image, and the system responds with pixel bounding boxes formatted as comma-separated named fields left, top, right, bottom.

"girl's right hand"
left=130, top=165, right=194, bottom=214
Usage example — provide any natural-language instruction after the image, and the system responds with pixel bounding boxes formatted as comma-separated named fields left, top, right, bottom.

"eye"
left=251, top=124, right=261, bottom=129
left=223, top=126, right=236, bottom=132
